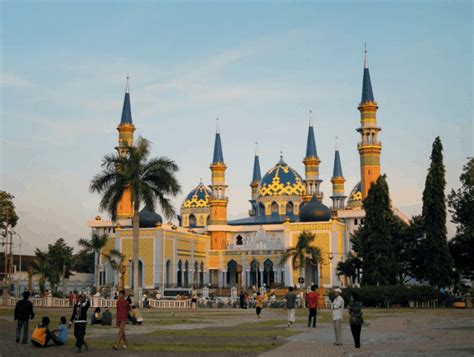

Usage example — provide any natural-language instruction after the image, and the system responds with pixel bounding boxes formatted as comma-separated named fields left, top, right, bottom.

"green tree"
left=78, top=232, right=122, bottom=290
left=357, top=175, right=398, bottom=285
left=420, top=137, right=453, bottom=287
left=46, top=238, right=74, bottom=291
left=280, top=231, right=322, bottom=284
left=336, top=252, right=362, bottom=285
left=0, top=191, right=19, bottom=230
left=404, top=215, right=425, bottom=282
left=32, top=249, right=51, bottom=295
left=72, top=249, right=95, bottom=274
left=448, top=157, right=474, bottom=279
left=90, top=136, right=180, bottom=302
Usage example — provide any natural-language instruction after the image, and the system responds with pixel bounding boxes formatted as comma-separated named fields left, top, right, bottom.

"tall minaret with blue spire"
left=115, top=76, right=135, bottom=219
left=357, top=45, right=382, bottom=199
left=330, top=139, right=346, bottom=210
left=249, top=142, right=261, bottom=216
left=303, top=110, right=323, bottom=202
left=209, top=119, right=228, bottom=250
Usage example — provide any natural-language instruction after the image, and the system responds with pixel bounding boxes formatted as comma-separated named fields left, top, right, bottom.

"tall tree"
left=78, top=232, right=121, bottom=290
left=32, top=249, right=51, bottom=295
left=357, top=175, right=398, bottom=285
left=420, top=137, right=453, bottom=287
left=0, top=191, right=19, bottom=230
left=448, top=157, right=474, bottom=279
left=90, top=136, right=180, bottom=302
left=280, top=231, right=322, bottom=285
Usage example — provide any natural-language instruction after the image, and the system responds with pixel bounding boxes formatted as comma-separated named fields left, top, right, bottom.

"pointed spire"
left=305, top=111, right=318, bottom=159
left=361, top=44, right=375, bottom=103
left=332, top=140, right=343, bottom=178
left=120, top=76, right=133, bottom=125
left=212, top=118, right=224, bottom=164
left=252, top=142, right=261, bottom=182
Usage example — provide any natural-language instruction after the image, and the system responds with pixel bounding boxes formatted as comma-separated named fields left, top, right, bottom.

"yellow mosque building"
left=89, top=50, right=407, bottom=292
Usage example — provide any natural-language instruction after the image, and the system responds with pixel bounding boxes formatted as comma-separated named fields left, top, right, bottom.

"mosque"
left=89, top=50, right=407, bottom=292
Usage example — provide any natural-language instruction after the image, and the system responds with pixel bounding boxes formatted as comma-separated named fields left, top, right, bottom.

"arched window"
left=250, top=260, right=259, bottom=287
left=165, top=260, right=171, bottom=287
left=271, top=202, right=279, bottom=215
left=194, top=261, right=199, bottom=288
left=236, top=235, right=243, bottom=246
left=206, top=215, right=210, bottom=226
left=184, top=260, right=189, bottom=287
left=200, top=261, right=204, bottom=288
left=177, top=260, right=182, bottom=287
left=258, top=203, right=265, bottom=216
left=189, top=214, right=197, bottom=228
left=286, top=201, right=294, bottom=216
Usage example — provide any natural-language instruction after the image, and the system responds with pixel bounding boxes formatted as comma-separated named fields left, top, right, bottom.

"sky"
left=1, top=0, right=472, bottom=255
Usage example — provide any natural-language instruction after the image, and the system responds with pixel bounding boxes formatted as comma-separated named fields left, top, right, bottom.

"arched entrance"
left=227, top=260, right=238, bottom=288
left=177, top=260, right=183, bottom=287
left=263, top=259, right=274, bottom=287
left=129, top=260, right=144, bottom=288
left=249, top=260, right=260, bottom=287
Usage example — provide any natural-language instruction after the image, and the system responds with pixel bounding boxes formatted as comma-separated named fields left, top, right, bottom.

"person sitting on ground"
left=129, top=305, right=144, bottom=325
left=91, top=307, right=102, bottom=325
left=102, top=307, right=112, bottom=326
left=143, top=295, right=150, bottom=308
left=31, top=317, right=61, bottom=347
left=51, top=317, right=68, bottom=345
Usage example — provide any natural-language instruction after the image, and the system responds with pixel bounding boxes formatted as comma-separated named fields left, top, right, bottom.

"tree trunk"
left=95, top=251, right=100, bottom=292
left=132, top=205, right=140, bottom=305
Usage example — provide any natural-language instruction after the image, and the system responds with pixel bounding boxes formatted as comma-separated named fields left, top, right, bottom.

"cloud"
left=1, top=72, right=36, bottom=88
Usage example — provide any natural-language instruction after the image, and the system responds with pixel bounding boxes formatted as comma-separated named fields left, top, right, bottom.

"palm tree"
left=90, top=136, right=180, bottom=302
left=280, top=231, right=322, bottom=286
left=32, top=249, right=51, bottom=296
left=78, top=232, right=121, bottom=291
left=336, top=252, right=362, bottom=285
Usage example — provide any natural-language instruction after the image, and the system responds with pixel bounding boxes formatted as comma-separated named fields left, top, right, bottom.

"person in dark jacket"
left=349, top=291, right=364, bottom=348
left=69, top=294, right=90, bottom=353
left=14, top=291, right=35, bottom=344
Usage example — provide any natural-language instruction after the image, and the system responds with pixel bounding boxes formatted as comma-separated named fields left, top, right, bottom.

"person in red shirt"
left=305, top=285, right=320, bottom=328
left=113, top=290, right=130, bottom=350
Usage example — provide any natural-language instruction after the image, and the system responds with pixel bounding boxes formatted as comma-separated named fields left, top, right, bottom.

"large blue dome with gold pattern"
left=347, top=181, right=362, bottom=208
left=182, top=182, right=212, bottom=208
left=258, top=157, right=305, bottom=197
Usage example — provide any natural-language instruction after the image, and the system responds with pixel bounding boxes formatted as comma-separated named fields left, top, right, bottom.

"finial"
left=199, top=177, right=203, bottom=184
left=309, top=110, right=313, bottom=126
left=280, top=149, right=283, bottom=159
left=364, top=43, right=368, bottom=69
left=255, top=141, right=258, bottom=156
left=125, top=74, right=130, bottom=93
left=216, top=117, right=220, bottom=133
left=335, top=136, right=339, bottom=151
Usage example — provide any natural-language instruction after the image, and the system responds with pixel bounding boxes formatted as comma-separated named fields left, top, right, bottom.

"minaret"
left=357, top=45, right=382, bottom=199
left=249, top=142, right=261, bottom=216
left=302, top=110, right=323, bottom=202
left=115, top=77, right=135, bottom=220
left=209, top=119, right=228, bottom=250
left=330, top=139, right=346, bottom=210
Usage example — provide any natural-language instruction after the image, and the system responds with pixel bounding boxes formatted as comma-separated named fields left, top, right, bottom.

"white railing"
left=149, top=299, right=190, bottom=309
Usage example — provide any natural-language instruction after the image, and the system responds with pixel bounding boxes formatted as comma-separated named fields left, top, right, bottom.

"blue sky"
left=1, top=1, right=472, bottom=254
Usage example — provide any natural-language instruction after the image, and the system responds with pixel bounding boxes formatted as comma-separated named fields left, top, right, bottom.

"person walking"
left=349, top=291, right=363, bottom=348
left=305, top=285, right=319, bottom=328
left=69, top=294, right=90, bottom=353
left=113, top=290, right=130, bottom=350
left=331, top=288, right=344, bottom=346
left=255, top=292, right=263, bottom=318
left=14, top=291, right=35, bottom=344
left=284, top=286, right=297, bottom=327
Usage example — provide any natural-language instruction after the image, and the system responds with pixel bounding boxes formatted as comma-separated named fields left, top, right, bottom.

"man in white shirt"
left=331, top=288, right=344, bottom=346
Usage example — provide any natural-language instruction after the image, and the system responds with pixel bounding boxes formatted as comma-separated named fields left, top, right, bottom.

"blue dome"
left=258, top=157, right=305, bottom=197
left=299, top=195, right=331, bottom=222
left=347, top=181, right=362, bottom=208
left=139, top=207, right=163, bottom=228
left=182, top=182, right=211, bottom=208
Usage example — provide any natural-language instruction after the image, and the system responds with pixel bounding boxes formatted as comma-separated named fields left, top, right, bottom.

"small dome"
left=258, top=157, right=305, bottom=197
left=299, top=195, right=331, bottom=222
left=139, top=207, right=163, bottom=228
left=347, top=182, right=362, bottom=209
left=182, top=182, right=212, bottom=208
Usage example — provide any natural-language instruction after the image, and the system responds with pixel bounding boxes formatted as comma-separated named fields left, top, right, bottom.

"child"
left=91, top=307, right=102, bottom=324
left=52, top=317, right=68, bottom=345
left=31, top=317, right=61, bottom=347
left=255, top=292, right=263, bottom=318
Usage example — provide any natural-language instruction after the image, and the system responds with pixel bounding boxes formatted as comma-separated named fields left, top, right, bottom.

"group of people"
left=283, top=286, right=363, bottom=348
